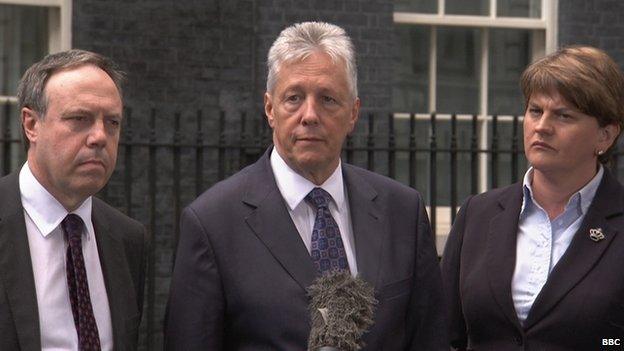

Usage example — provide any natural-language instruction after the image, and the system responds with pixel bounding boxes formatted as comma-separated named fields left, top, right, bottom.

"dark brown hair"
left=520, top=45, right=624, bottom=163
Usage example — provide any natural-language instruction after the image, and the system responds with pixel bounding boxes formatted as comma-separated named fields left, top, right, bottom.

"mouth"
left=79, top=159, right=106, bottom=169
left=296, top=137, right=324, bottom=143
left=531, top=141, right=555, bottom=151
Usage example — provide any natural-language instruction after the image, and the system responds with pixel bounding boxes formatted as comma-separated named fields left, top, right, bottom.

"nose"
left=300, top=97, right=320, bottom=126
left=533, top=112, right=554, bottom=135
left=86, top=118, right=107, bottom=148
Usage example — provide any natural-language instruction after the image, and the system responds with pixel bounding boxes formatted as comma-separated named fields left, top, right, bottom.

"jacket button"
left=514, top=335, right=523, bottom=346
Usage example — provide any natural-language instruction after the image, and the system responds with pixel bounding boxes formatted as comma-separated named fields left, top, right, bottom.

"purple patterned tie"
left=305, top=187, right=350, bottom=274
left=62, top=214, right=102, bottom=351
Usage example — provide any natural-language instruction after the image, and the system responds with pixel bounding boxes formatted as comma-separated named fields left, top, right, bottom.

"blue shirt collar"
left=520, top=165, right=604, bottom=218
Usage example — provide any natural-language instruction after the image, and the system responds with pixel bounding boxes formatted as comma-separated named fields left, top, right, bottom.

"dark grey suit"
left=0, top=171, right=147, bottom=351
left=165, top=148, right=447, bottom=350
left=441, top=170, right=624, bottom=351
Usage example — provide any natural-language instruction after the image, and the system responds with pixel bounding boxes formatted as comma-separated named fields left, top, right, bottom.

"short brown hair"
left=17, top=49, right=125, bottom=149
left=520, top=45, right=624, bottom=163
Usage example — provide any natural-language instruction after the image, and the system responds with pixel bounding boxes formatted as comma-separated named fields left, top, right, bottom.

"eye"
left=68, top=115, right=88, bottom=122
left=106, top=117, right=121, bottom=126
left=528, top=108, right=542, bottom=117
left=285, top=94, right=301, bottom=103
left=322, top=95, right=338, bottom=104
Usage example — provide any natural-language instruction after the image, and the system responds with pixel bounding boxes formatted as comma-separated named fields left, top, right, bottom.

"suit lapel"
left=243, top=149, right=317, bottom=291
left=92, top=201, right=131, bottom=350
left=524, top=170, right=622, bottom=328
left=343, top=166, right=384, bottom=290
left=0, top=172, right=41, bottom=350
left=486, top=183, right=524, bottom=331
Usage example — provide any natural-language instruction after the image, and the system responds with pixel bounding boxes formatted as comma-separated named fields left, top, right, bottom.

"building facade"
left=1, top=0, right=623, bottom=348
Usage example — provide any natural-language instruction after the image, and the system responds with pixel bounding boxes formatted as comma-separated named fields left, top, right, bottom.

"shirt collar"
left=578, top=164, right=604, bottom=214
left=270, top=148, right=346, bottom=212
left=19, top=162, right=94, bottom=239
left=520, top=165, right=604, bottom=216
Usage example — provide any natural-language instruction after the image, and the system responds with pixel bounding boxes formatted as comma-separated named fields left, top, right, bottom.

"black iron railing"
left=5, top=102, right=620, bottom=349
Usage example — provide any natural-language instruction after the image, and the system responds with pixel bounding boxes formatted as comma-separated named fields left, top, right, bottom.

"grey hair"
left=266, top=21, right=358, bottom=98
left=17, top=49, right=125, bottom=149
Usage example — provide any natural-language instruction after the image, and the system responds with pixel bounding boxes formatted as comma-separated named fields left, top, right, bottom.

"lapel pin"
left=589, top=228, right=605, bottom=242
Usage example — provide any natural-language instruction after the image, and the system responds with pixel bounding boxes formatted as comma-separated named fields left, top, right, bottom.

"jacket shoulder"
left=186, top=162, right=257, bottom=214
left=92, top=197, right=144, bottom=235
left=467, top=182, right=521, bottom=207
left=0, top=172, right=29, bottom=218
left=344, top=163, right=422, bottom=199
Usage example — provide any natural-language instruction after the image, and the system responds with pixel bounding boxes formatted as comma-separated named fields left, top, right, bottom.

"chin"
left=527, top=153, right=552, bottom=168
left=531, top=161, right=575, bottom=176
left=295, top=158, right=324, bottom=171
left=74, top=177, right=107, bottom=195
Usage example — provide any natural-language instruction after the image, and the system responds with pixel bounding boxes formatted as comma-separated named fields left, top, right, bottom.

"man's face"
left=23, top=64, right=122, bottom=209
left=264, top=51, right=360, bottom=183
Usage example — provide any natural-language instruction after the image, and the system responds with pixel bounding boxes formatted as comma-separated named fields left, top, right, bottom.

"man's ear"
left=22, top=107, right=40, bottom=145
left=264, top=92, right=275, bottom=128
left=348, top=98, right=360, bottom=134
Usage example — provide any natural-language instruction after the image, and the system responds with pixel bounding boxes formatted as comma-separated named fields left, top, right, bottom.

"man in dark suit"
left=0, top=49, right=147, bottom=350
left=165, top=21, right=446, bottom=350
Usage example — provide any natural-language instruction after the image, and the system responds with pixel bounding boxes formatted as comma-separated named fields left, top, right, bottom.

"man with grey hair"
left=0, top=49, right=147, bottom=350
left=166, top=22, right=447, bottom=350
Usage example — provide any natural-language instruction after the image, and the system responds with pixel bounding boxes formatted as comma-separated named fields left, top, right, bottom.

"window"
left=0, top=0, right=71, bottom=99
left=393, top=0, right=558, bottom=251
left=0, top=0, right=70, bottom=170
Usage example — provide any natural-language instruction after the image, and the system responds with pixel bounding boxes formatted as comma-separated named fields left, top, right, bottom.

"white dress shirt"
left=270, top=148, right=358, bottom=276
left=20, top=162, right=113, bottom=351
left=512, top=165, right=603, bottom=325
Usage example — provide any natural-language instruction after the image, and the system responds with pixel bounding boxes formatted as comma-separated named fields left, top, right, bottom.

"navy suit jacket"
left=441, top=169, right=624, bottom=351
left=0, top=172, right=147, bottom=350
left=165, top=147, right=447, bottom=350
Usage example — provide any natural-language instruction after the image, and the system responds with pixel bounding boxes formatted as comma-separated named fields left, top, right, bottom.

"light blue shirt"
left=511, top=165, right=603, bottom=325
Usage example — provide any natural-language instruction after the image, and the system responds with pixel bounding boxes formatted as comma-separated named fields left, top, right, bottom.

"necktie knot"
left=62, top=214, right=84, bottom=245
left=305, top=187, right=333, bottom=209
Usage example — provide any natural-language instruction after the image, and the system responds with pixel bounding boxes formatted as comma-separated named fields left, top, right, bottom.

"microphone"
left=307, top=270, right=377, bottom=351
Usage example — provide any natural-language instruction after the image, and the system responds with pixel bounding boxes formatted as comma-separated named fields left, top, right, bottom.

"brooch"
left=589, top=228, right=605, bottom=242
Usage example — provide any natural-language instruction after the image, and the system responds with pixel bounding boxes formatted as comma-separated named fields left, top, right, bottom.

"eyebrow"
left=59, top=108, right=91, bottom=116
left=62, top=108, right=122, bottom=118
left=552, top=108, right=572, bottom=114
left=528, top=103, right=578, bottom=117
left=280, top=85, right=303, bottom=95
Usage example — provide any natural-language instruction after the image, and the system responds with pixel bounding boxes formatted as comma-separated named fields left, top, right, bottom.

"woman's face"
left=523, top=91, right=619, bottom=178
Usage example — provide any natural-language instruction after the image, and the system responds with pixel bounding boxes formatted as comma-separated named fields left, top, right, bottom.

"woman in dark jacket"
left=441, top=46, right=624, bottom=351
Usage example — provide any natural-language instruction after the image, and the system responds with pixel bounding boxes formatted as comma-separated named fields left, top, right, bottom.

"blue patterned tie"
left=62, top=214, right=102, bottom=351
left=305, top=187, right=350, bottom=274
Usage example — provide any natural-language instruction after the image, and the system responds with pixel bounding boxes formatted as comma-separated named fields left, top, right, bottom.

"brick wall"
left=558, top=0, right=624, bottom=173
left=73, top=1, right=255, bottom=348
left=558, top=0, right=624, bottom=65
left=255, top=0, right=395, bottom=171
left=254, top=0, right=394, bottom=116
left=72, top=0, right=394, bottom=349
left=52, top=0, right=624, bottom=348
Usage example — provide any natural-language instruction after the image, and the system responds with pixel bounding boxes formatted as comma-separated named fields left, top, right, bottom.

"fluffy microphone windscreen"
left=307, top=271, right=377, bottom=351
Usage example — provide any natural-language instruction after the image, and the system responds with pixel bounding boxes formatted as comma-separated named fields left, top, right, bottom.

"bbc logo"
left=602, top=338, right=622, bottom=346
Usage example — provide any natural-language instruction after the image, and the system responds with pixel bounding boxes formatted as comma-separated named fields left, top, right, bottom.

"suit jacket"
left=0, top=171, right=147, bottom=351
left=165, top=147, right=447, bottom=350
left=441, top=169, right=624, bottom=351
